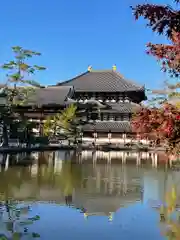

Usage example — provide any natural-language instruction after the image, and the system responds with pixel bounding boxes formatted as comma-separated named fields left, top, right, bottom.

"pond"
left=0, top=150, right=179, bottom=239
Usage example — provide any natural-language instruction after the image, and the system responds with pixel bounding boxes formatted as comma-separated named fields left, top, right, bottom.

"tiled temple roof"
left=101, top=102, right=141, bottom=113
left=26, top=86, right=74, bottom=106
left=57, top=70, right=145, bottom=92
left=74, top=193, right=141, bottom=216
left=0, top=85, right=75, bottom=106
left=82, top=121, right=131, bottom=132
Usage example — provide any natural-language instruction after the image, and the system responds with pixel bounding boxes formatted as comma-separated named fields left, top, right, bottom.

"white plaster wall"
left=82, top=137, right=149, bottom=144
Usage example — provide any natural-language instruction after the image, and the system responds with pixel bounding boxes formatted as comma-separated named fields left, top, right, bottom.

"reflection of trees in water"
left=0, top=200, right=40, bottom=239
left=0, top=165, right=32, bottom=200
left=159, top=185, right=180, bottom=240
left=36, top=151, right=56, bottom=187
left=0, top=152, right=84, bottom=237
left=152, top=169, right=180, bottom=240
left=58, top=160, right=82, bottom=195
left=60, top=160, right=82, bottom=206
left=0, top=151, right=83, bottom=204
left=33, top=151, right=82, bottom=190
left=36, top=159, right=83, bottom=198
left=38, top=152, right=49, bottom=165
left=8, top=153, right=36, bottom=167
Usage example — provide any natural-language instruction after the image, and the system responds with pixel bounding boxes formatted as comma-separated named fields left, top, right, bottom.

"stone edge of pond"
left=0, top=145, right=75, bottom=153
left=0, top=145, right=166, bottom=154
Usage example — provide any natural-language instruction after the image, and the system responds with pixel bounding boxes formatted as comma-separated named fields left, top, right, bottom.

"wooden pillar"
left=93, top=131, right=97, bottom=145
left=108, top=131, right=112, bottom=144
left=152, top=153, right=154, bottom=167
left=155, top=154, right=158, bottom=167
left=136, top=152, right=141, bottom=166
left=136, top=133, right=140, bottom=143
left=123, top=133, right=127, bottom=145
left=4, top=154, right=9, bottom=171
left=152, top=153, right=158, bottom=167
left=107, top=152, right=111, bottom=164
left=92, top=150, right=97, bottom=167
left=80, top=131, right=83, bottom=143
left=96, top=171, right=101, bottom=192
left=122, top=152, right=126, bottom=164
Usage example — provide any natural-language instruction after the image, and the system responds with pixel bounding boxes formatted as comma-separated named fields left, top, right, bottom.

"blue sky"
left=0, top=0, right=174, bottom=89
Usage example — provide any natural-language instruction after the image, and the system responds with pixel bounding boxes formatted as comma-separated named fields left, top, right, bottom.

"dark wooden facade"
left=57, top=68, right=146, bottom=135
left=1, top=68, right=147, bottom=138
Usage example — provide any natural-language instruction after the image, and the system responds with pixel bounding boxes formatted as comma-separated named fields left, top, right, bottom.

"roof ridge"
left=57, top=69, right=124, bottom=85
left=58, top=69, right=143, bottom=89
left=58, top=68, right=146, bottom=95
left=46, top=85, right=72, bottom=89
left=90, top=69, right=113, bottom=72
left=57, top=71, right=89, bottom=86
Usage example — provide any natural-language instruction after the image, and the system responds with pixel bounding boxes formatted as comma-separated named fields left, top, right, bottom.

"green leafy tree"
left=0, top=46, right=46, bottom=146
left=44, top=104, right=82, bottom=142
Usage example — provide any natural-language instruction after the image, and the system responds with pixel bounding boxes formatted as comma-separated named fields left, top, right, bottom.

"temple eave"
left=82, top=121, right=132, bottom=133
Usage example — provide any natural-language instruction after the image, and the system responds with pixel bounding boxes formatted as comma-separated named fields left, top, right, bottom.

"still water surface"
left=0, top=150, right=179, bottom=239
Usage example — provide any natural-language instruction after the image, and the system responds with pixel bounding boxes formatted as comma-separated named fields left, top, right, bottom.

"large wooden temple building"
left=56, top=65, right=147, bottom=144
left=0, top=65, right=147, bottom=144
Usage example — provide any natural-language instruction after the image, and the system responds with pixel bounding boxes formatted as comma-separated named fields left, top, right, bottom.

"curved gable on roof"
left=58, top=70, right=144, bottom=92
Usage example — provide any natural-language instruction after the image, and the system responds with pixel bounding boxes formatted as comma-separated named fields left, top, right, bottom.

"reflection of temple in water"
left=0, top=150, right=168, bottom=172
left=0, top=150, right=180, bottom=221
left=79, top=150, right=159, bottom=167
left=31, top=150, right=164, bottom=168
left=74, top=164, right=143, bottom=220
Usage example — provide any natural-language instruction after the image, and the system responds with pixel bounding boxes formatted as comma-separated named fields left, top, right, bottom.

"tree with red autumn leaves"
left=131, top=0, right=180, bottom=154
left=131, top=0, right=180, bottom=78
left=132, top=103, right=180, bottom=153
